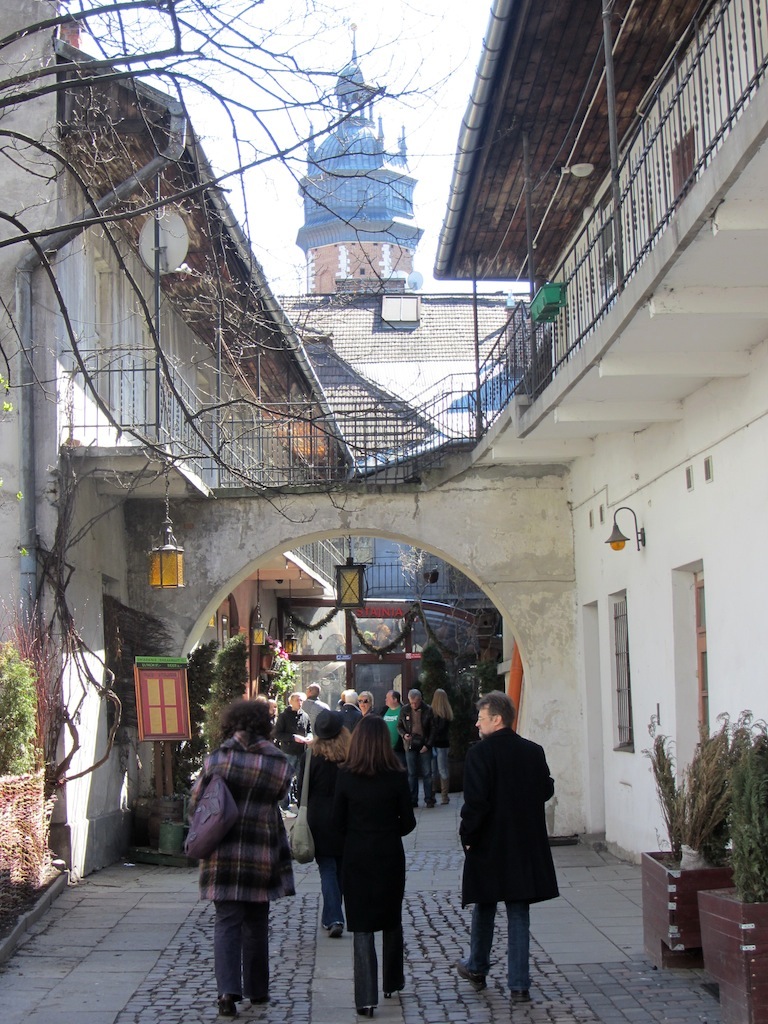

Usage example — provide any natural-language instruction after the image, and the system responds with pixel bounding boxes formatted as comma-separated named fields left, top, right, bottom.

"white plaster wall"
left=571, top=337, right=768, bottom=860
left=0, top=1, right=59, bottom=615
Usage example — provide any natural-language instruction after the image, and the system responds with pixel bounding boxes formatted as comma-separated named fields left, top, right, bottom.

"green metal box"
left=530, top=282, right=567, bottom=323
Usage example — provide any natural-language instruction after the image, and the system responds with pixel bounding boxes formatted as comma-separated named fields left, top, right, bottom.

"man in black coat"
left=456, top=691, right=558, bottom=1005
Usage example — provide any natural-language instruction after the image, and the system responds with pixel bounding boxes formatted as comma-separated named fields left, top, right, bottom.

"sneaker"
left=509, top=989, right=532, bottom=1004
left=425, top=799, right=436, bottom=808
left=456, top=959, right=487, bottom=991
left=329, top=922, right=344, bottom=938
left=281, top=808, right=297, bottom=819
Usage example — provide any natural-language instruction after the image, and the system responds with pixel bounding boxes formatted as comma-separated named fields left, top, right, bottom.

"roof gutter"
left=16, top=48, right=187, bottom=623
left=433, top=0, right=519, bottom=279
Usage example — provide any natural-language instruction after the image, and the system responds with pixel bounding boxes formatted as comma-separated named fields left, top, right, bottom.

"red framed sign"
left=134, top=657, right=191, bottom=741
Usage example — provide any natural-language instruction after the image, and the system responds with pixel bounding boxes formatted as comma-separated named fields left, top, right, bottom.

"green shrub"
left=730, top=715, right=768, bottom=903
left=203, top=633, right=248, bottom=751
left=174, top=640, right=218, bottom=791
left=0, top=641, right=40, bottom=775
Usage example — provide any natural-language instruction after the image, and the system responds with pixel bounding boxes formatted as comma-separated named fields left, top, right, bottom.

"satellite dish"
left=407, top=270, right=424, bottom=292
left=139, top=210, right=189, bottom=274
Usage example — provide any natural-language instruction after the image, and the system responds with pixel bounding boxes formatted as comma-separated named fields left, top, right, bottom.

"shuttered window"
left=613, top=594, right=634, bottom=750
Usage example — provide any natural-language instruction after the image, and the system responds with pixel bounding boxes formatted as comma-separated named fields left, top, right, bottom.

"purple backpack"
left=184, top=774, right=239, bottom=859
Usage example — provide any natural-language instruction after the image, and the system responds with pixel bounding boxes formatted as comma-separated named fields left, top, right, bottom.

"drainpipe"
left=602, top=0, right=625, bottom=290
left=16, top=99, right=186, bottom=624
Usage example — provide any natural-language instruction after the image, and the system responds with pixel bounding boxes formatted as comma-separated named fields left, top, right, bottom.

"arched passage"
left=124, top=466, right=583, bottom=835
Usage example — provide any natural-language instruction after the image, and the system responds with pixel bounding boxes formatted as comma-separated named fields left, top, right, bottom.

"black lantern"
left=148, top=478, right=184, bottom=588
left=336, top=555, right=366, bottom=608
left=252, top=571, right=267, bottom=645
left=283, top=619, right=299, bottom=656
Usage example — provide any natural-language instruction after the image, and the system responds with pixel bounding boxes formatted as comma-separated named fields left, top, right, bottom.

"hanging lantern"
left=252, top=613, right=267, bottom=647
left=283, top=620, right=299, bottom=656
left=252, top=571, right=267, bottom=645
left=335, top=555, right=366, bottom=608
left=148, top=483, right=184, bottom=588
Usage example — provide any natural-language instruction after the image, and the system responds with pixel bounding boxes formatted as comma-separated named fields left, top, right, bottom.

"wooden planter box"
left=699, top=888, right=768, bottom=1024
left=642, top=851, right=733, bottom=968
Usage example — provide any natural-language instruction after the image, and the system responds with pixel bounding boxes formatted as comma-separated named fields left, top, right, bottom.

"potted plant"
left=642, top=718, right=733, bottom=968
left=699, top=714, right=768, bottom=1024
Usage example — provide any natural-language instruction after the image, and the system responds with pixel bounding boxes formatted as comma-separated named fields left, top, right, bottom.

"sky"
left=205, top=0, right=507, bottom=297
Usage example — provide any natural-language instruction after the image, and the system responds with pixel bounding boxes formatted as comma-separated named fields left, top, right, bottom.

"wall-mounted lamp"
left=605, top=506, right=646, bottom=551
left=561, top=162, right=595, bottom=178
left=148, top=475, right=185, bottom=588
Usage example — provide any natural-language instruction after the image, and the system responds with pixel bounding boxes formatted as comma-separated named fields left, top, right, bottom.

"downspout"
left=16, top=99, right=186, bottom=623
left=602, top=0, right=625, bottom=290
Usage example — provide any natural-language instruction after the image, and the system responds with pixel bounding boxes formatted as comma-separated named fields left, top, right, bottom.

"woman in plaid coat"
left=189, top=698, right=295, bottom=1017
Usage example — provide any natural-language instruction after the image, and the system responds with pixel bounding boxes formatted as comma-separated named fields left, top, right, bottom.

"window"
left=381, top=295, right=420, bottom=328
left=612, top=593, right=634, bottom=750
left=696, top=573, right=708, bottom=729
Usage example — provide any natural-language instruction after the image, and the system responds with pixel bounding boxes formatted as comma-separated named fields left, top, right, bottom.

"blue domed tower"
left=296, top=41, right=422, bottom=294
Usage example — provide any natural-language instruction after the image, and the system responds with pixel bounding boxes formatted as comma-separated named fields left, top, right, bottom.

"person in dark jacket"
left=430, top=687, right=454, bottom=804
left=397, top=688, right=435, bottom=807
left=297, top=709, right=350, bottom=937
left=273, top=692, right=310, bottom=811
left=456, top=691, right=558, bottom=1006
left=339, top=689, right=363, bottom=731
left=188, top=698, right=295, bottom=1018
left=333, top=715, right=416, bottom=1017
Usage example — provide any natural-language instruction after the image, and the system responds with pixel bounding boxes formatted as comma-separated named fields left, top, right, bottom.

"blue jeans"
left=353, top=926, right=404, bottom=1007
left=433, top=746, right=449, bottom=780
left=213, top=900, right=269, bottom=1000
left=317, top=854, right=344, bottom=928
left=405, top=748, right=433, bottom=804
left=280, top=753, right=299, bottom=809
left=467, top=900, right=531, bottom=991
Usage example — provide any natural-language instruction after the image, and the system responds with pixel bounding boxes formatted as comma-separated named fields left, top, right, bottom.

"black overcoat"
left=460, top=728, right=559, bottom=906
left=298, top=753, right=344, bottom=858
left=333, top=767, right=416, bottom=932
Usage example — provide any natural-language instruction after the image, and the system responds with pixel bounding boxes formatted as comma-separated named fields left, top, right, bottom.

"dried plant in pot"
left=699, top=714, right=768, bottom=1024
left=641, top=717, right=733, bottom=968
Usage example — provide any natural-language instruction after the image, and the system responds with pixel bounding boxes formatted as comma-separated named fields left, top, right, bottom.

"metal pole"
left=154, top=176, right=162, bottom=437
left=602, top=0, right=625, bottom=290
left=523, top=132, right=538, bottom=393
left=472, top=276, right=482, bottom=440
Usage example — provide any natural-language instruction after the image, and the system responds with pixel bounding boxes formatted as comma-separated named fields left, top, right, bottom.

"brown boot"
left=441, top=779, right=450, bottom=804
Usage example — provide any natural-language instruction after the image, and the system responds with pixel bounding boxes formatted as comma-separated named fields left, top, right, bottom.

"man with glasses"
left=456, top=691, right=558, bottom=1006
left=397, top=688, right=435, bottom=808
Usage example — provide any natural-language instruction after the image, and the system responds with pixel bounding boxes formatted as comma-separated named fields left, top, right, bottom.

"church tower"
left=296, top=40, right=422, bottom=295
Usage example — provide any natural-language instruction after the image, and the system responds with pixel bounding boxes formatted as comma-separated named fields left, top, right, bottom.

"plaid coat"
left=189, top=732, right=295, bottom=903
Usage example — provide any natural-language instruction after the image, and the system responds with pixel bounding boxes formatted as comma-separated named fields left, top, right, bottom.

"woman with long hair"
left=333, top=714, right=416, bottom=1017
left=297, top=709, right=351, bottom=938
left=188, top=699, right=294, bottom=1017
left=430, top=688, right=454, bottom=805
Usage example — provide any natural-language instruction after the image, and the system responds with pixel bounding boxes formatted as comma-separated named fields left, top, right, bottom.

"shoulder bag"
left=184, top=773, right=239, bottom=859
left=289, top=746, right=315, bottom=864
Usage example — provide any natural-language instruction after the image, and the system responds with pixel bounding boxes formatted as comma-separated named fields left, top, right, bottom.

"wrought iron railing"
left=66, top=351, right=480, bottom=488
left=479, top=0, right=768, bottom=420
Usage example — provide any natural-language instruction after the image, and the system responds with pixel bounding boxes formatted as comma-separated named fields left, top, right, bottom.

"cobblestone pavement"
left=0, top=809, right=724, bottom=1024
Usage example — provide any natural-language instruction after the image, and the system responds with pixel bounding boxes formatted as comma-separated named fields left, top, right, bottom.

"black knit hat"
left=313, top=709, right=345, bottom=740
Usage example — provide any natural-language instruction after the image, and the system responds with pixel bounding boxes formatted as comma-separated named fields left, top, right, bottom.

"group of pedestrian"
left=188, top=686, right=558, bottom=1019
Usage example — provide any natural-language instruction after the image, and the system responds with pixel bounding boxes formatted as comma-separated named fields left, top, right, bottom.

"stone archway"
left=125, top=465, right=582, bottom=835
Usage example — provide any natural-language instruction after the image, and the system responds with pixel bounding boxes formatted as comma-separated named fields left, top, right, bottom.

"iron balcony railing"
left=66, top=350, right=482, bottom=488
left=477, top=0, right=768, bottom=424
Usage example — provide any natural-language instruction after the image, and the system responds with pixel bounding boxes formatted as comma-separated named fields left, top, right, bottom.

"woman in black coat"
left=297, top=709, right=350, bottom=937
left=333, top=714, right=416, bottom=1017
